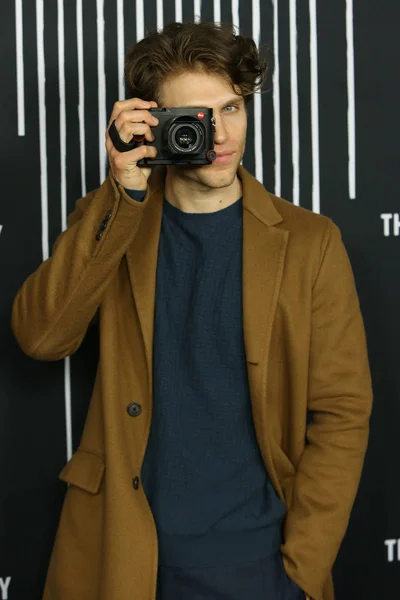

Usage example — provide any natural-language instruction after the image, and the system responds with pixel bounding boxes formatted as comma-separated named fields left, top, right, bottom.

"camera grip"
left=108, top=120, right=145, bottom=153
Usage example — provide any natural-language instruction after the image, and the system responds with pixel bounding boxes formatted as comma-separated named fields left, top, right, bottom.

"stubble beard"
left=176, top=152, right=243, bottom=191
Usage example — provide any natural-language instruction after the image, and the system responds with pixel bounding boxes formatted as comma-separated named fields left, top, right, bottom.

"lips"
left=212, top=151, right=235, bottom=163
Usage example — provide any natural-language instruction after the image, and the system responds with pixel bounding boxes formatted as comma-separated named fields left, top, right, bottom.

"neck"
left=163, top=166, right=242, bottom=214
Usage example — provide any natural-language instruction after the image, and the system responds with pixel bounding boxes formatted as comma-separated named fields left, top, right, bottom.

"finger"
left=108, top=98, right=152, bottom=128
left=107, top=136, right=158, bottom=166
left=110, top=98, right=152, bottom=118
left=124, top=144, right=158, bottom=162
left=146, top=145, right=158, bottom=158
left=129, top=145, right=157, bottom=166
left=116, top=122, right=154, bottom=144
left=112, top=143, right=157, bottom=168
left=114, top=109, right=158, bottom=131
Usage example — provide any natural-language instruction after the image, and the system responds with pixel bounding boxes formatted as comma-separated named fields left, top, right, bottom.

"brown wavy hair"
left=124, top=21, right=269, bottom=107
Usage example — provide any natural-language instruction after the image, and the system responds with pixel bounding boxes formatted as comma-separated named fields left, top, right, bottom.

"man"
left=11, top=21, right=373, bottom=600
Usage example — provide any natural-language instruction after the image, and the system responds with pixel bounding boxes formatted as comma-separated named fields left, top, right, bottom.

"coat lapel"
left=239, top=166, right=289, bottom=469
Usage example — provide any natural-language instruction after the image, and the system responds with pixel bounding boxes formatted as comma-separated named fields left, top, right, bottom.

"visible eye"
left=223, top=104, right=240, bottom=112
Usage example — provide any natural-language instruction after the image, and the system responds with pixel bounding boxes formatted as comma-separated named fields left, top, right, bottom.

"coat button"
left=132, top=476, right=140, bottom=490
left=99, top=221, right=108, bottom=231
left=96, top=231, right=103, bottom=241
left=105, top=210, right=112, bottom=220
left=127, top=402, right=142, bottom=417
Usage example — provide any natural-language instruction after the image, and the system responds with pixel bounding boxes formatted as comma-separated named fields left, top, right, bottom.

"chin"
left=174, top=158, right=240, bottom=186
left=198, top=170, right=237, bottom=188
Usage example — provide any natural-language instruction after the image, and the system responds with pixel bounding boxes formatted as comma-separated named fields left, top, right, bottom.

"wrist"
left=111, top=170, right=147, bottom=192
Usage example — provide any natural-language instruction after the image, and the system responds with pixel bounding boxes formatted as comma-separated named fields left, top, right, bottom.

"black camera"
left=109, top=107, right=217, bottom=166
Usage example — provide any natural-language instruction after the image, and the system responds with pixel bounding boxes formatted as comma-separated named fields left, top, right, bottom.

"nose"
left=212, top=115, right=228, bottom=144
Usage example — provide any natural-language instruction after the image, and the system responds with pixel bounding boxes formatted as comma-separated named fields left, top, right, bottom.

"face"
left=158, top=70, right=248, bottom=191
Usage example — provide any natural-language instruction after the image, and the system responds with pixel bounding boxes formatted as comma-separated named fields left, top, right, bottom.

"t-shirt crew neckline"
left=163, top=196, right=243, bottom=225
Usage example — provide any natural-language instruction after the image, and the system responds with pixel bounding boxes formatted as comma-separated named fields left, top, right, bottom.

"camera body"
left=136, top=107, right=216, bottom=166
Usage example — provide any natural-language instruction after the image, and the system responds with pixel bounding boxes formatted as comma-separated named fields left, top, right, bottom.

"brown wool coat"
left=11, top=165, right=373, bottom=600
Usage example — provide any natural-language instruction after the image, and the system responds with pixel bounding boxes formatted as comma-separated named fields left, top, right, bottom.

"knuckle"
left=115, top=115, right=126, bottom=129
left=132, top=124, right=144, bottom=136
left=116, top=119, right=126, bottom=133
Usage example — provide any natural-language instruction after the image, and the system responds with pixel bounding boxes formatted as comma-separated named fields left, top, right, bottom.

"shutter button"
left=132, top=476, right=140, bottom=490
left=127, top=402, right=142, bottom=417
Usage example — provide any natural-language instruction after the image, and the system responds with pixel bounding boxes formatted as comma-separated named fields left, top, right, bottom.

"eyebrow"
left=181, top=97, right=244, bottom=108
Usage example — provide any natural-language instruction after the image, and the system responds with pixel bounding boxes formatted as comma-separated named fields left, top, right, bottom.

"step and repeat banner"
left=0, top=1, right=398, bottom=598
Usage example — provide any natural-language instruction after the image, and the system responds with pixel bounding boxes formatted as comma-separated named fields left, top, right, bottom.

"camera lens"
left=175, top=126, right=196, bottom=149
left=167, top=121, right=204, bottom=154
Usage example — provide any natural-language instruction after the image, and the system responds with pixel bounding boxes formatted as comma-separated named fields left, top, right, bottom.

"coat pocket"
left=59, top=447, right=105, bottom=494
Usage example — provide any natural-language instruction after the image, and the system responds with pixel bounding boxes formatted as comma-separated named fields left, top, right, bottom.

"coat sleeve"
left=281, top=220, right=374, bottom=600
left=11, top=174, right=151, bottom=361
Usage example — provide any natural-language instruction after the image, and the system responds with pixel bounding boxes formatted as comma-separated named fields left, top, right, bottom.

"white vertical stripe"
left=97, top=0, right=107, bottom=183
left=289, top=0, right=300, bottom=206
left=194, top=0, right=201, bottom=22
left=58, top=0, right=67, bottom=233
left=213, top=0, right=221, bottom=24
left=309, top=0, right=320, bottom=214
left=252, top=0, right=263, bottom=183
left=157, top=0, right=163, bottom=30
left=58, top=0, right=73, bottom=462
left=136, top=0, right=144, bottom=42
left=117, top=0, right=125, bottom=100
left=36, top=0, right=49, bottom=261
left=175, top=0, right=182, bottom=22
left=272, top=0, right=281, bottom=196
left=76, top=0, right=86, bottom=196
left=231, top=0, right=239, bottom=32
left=15, top=0, right=25, bottom=136
left=346, top=0, right=356, bottom=199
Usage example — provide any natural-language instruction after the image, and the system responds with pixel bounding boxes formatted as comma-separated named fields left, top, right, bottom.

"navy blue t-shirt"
left=125, top=187, right=286, bottom=569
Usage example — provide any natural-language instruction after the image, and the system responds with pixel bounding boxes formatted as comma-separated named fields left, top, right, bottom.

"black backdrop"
left=1, top=1, right=399, bottom=598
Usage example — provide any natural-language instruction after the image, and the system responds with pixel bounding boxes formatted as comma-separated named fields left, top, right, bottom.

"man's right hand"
left=105, top=98, right=159, bottom=191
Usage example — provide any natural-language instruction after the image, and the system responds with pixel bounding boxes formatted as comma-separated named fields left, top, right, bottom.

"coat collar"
left=142, top=163, right=284, bottom=227
left=238, top=165, right=283, bottom=227
left=125, top=165, right=288, bottom=409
